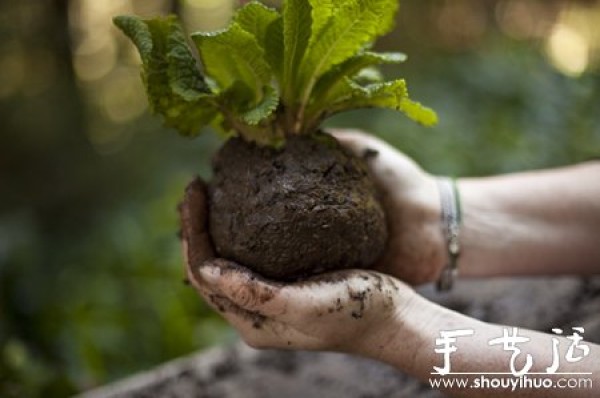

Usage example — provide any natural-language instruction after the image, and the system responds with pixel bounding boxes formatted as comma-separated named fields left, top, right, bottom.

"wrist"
left=397, top=173, right=448, bottom=284
left=422, top=174, right=450, bottom=282
left=351, top=289, right=442, bottom=372
left=454, top=177, right=508, bottom=278
left=435, top=176, right=463, bottom=291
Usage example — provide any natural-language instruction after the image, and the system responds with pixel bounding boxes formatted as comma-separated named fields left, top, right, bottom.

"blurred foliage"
left=0, top=0, right=599, bottom=396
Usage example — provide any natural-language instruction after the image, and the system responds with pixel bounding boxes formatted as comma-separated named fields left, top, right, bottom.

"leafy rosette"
left=114, top=0, right=437, bottom=146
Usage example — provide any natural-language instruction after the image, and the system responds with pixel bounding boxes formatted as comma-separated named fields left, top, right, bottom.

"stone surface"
left=79, top=276, right=600, bottom=398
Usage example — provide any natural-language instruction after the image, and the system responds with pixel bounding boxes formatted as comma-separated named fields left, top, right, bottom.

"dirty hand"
left=180, top=178, right=417, bottom=353
left=331, top=130, right=446, bottom=285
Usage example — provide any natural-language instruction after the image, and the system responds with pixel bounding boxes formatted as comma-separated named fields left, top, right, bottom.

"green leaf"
left=113, top=15, right=217, bottom=137
left=297, top=0, right=398, bottom=104
left=115, top=0, right=437, bottom=146
left=192, top=22, right=272, bottom=106
left=307, top=0, right=337, bottom=47
left=241, top=85, right=279, bottom=126
left=327, top=79, right=437, bottom=126
left=235, top=2, right=283, bottom=81
left=113, top=16, right=153, bottom=62
left=264, top=17, right=284, bottom=81
left=397, top=98, right=438, bottom=127
left=282, top=0, right=312, bottom=103
left=312, top=51, right=406, bottom=105
left=235, top=1, right=279, bottom=51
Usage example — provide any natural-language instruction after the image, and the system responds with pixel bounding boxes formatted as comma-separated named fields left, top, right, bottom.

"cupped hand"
left=179, top=178, right=416, bottom=353
left=331, top=129, right=446, bottom=285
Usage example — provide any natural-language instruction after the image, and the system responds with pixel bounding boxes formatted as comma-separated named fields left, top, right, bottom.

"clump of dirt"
left=208, top=132, right=387, bottom=280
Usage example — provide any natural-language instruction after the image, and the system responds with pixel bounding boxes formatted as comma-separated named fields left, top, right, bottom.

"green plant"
left=113, top=0, right=436, bottom=146
left=113, top=0, right=437, bottom=280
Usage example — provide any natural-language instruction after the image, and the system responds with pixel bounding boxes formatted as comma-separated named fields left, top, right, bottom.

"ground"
left=79, top=276, right=600, bottom=398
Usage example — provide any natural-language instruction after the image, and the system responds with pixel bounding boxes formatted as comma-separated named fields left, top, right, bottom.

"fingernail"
left=199, top=265, right=221, bottom=285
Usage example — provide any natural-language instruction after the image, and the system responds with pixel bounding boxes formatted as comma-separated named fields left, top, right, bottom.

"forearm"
left=356, top=296, right=600, bottom=397
left=457, top=161, right=600, bottom=277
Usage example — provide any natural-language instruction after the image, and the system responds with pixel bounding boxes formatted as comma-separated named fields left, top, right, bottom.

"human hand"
left=182, top=177, right=600, bottom=395
left=331, top=129, right=446, bottom=285
left=179, top=178, right=417, bottom=353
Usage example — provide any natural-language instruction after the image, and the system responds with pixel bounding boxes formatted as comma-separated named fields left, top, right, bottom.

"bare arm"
left=181, top=176, right=600, bottom=398
left=458, top=162, right=600, bottom=277
left=334, top=131, right=600, bottom=282
left=356, top=293, right=600, bottom=397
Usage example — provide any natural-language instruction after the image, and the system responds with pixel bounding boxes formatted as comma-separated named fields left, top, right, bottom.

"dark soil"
left=208, top=132, right=387, bottom=280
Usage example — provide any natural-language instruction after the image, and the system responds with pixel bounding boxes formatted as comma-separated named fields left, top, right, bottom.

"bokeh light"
left=547, top=23, right=589, bottom=77
left=544, top=4, right=600, bottom=77
left=182, top=0, right=235, bottom=31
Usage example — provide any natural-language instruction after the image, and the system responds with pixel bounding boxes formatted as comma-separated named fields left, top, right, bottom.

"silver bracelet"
left=436, top=177, right=462, bottom=292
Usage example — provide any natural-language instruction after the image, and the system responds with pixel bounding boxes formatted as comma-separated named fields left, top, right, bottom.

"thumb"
left=331, top=129, right=426, bottom=192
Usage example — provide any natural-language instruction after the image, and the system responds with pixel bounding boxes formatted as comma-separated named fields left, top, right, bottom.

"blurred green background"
left=1, top=0, right=599, bottom=396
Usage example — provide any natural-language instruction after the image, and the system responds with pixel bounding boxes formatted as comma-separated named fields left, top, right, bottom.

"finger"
left=198, top=259, right=291, bottom=317
left=201, top=290, right=275, bottom=342
left=196, top=285, right=293, bottom=349
left=201, top=261, right=406, bottom=322
left=186, top=262, right=219, bottom=303
left=206, top=292, right=268, bottom=328
left=179, top=177, right=216, bottom=290
left=198, top=261, right=377, bottom=323
left=332, top=130, right=425, bottom=196
left=293, top=270, right=381, bottom=318
left=180, top=177, right=215, bottom=265
left=330, top=129, right=383, bottom=159
left=288, top=270, right=411, bottom=320
left=211, top=298, right=325, bottom=351
left=192, top=280, right=267, bottom=328
left=331, top=131, right=399, bottom=184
